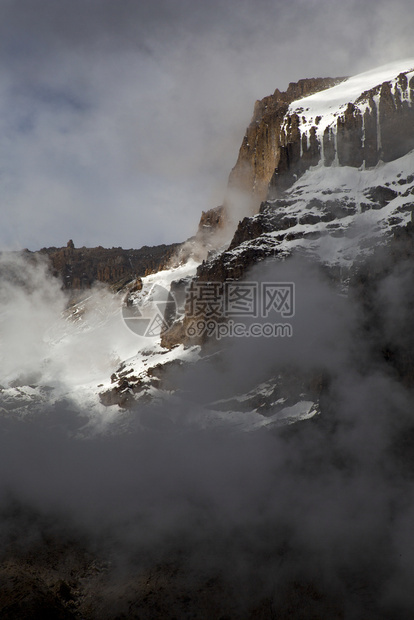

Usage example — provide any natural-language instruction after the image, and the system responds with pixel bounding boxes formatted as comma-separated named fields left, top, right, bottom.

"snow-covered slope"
left=267, top=150, right=414, bottom=266
left=0, top=258, right=201, bottom=427
left=198, top=151, right=414, bottom=281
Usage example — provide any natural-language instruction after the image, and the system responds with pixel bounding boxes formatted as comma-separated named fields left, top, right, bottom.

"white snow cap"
left=289, top=59, right=414, bottom=119
left=287, top=59, right=414, bottom=162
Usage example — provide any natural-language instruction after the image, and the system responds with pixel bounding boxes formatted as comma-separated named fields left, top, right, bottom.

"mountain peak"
left=226, top=60, right=414, bottom=216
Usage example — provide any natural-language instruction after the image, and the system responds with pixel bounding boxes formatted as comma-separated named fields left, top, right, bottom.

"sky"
left=0, top=0, right=414, bottom=251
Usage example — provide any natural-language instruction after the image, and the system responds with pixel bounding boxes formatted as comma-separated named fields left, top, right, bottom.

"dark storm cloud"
left=0, top=0, right=413, bottom=250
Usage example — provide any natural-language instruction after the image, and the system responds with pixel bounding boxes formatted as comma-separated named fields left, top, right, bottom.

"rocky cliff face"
left=35, top=241, right=180, bottom=290
left=269, top=64, right=414, bottom=198
left=226, top=77, right=346, bottom=213
left=226, top=62, right=414, bottom=213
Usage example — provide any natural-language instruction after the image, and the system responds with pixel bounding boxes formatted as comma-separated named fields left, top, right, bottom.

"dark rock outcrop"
left=34, top=242, right=180, bottom=290
left=196, top=236, right=286, bottom=283
left=196, top=205, right=227, bottom=238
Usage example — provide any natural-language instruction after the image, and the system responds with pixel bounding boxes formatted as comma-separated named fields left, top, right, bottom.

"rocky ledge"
left=32, top=240, right=180, bottom=290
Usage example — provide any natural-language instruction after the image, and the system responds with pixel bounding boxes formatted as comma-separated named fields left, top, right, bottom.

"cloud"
left=0, top=251, right=139, bottom=390
left=2, top=250, right=414, bottom=614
